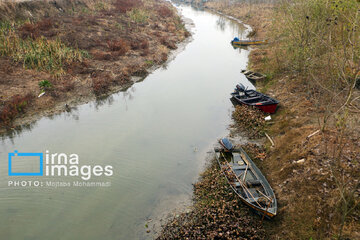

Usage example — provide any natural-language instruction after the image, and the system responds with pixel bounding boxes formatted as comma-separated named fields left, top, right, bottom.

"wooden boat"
left=215, top=142, right=277, bottom=218
left=241, top=70, right=252, bottom=75
left=241, top=70, right=266, bottom=81
left=231, top=83, right=279, bottom=114
left=231, top=37, right=268, bottom=46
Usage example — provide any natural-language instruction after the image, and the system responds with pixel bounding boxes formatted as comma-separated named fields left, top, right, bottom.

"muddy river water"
left=0, top=4, right=253, bottom=240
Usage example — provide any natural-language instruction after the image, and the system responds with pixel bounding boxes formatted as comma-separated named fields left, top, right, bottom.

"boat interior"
left=215, top=149, right=277, bottom=216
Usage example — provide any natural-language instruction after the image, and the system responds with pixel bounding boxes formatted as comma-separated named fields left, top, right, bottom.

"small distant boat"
left=231, top=37, right=268, bottom=46
left=215, top=140, right=277, bottom=218
left=231, top=83, right=279, bottom=114
left=219, top=138, right=234, bottom=152
left=241, top=70, right=266, bottom=81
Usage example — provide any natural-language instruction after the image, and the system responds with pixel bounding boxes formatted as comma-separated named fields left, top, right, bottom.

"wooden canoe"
left=231, top=39, right=268, bottom=46
left=214, top=147, right=277, bottom=218
left=241, top=70, right=266, bottom=81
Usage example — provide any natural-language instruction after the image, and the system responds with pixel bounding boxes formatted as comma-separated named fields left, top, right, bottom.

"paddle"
left=220, top=151, right=262, bottom=208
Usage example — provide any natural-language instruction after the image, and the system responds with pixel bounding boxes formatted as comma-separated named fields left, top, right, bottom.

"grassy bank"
left=0, top=0, right=190, bottom=132
left=159, top=1, right=359, bottom=239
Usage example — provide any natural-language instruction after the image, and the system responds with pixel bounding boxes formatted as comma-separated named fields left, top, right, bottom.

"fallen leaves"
left=157, top=158, right=265, bottom=239
left=232, top=105, right=266, bottom=138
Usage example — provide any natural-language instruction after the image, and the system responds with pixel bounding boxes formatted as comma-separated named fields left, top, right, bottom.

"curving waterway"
left=0, top=4, right=254, bottom=240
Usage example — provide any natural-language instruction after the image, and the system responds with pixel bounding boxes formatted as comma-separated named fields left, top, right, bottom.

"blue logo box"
left=8, top=150, right=43, bottom=176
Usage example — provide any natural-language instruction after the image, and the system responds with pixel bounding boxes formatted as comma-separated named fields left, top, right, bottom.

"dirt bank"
left=159, top=1, right=359, bottom=240
left=0, top=0, right=190, bottom=134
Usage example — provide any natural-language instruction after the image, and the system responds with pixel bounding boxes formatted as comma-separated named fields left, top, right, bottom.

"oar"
left=220, top=152, right=262, bottom=208
left=242, top=164, right=248, bottom=182
left=256, top=189, right=272, bottom=203
left=261, top=200, right=272, bottom=224
left=220, top=152, right=250, bottom=200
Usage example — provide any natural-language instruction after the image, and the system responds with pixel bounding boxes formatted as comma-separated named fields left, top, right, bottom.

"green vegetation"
left=38, top=80, right=52, bottom=91
left=127, top=9, right=149, bottom=23
left=95, top=2, right=106, bottom=11
left=0, top=23, right=88, bottom=76
left=145, top=60, right=153, bottom=66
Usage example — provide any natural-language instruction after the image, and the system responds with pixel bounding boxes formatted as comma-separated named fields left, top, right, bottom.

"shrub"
left=141, top=48, right=149, bottom=56
left=140, top=39, right=149, bottom=49
left=92, top=50, right=112, bottom=60
left=158, top=6, right=173, bottom=18
left=130, top=41, right=140, bottom=50
left=114, top=0, right=142, bottom=13
left=36, top=18, right=53, bottom=31
left=107, top=39, right=129, bottom=55
left=140, top=40, right=149, bottom=56
left=159, top=36, right=176, bottom=49
left=0, top=94, right=33, bottom=125
left=160, top=52, right=167, bottom=62
left=273, top=0, right=360, bottom=83
left=62, top=80, right=75, bottom=92
left=19, top=18, right=53, bottom=39
left=92, top=74, right=111, bottom=96
left=19, top=22, right=38, bottom=39
left=131, top=39, right=149, bottom=51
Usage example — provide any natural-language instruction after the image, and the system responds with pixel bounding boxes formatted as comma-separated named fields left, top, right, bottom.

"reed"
left=0, top=23, right=88, bottom=75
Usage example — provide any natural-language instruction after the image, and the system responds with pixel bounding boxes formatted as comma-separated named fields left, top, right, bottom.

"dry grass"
left=107, top=39, right=130, bottom=55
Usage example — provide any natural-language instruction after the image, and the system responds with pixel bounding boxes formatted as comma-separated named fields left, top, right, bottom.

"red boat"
left=231, top=84, right=279, bottom=114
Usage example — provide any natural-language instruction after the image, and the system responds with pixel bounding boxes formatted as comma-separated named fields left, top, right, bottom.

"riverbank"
left=157, top=105, right=269, bottom=239
left=159, top=1, right=359, bottom=240
left=0, top=0, right=190, bottom=134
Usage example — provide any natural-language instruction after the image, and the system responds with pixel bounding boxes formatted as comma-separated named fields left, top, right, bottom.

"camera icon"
left=8, top=150, right=43, bottom=176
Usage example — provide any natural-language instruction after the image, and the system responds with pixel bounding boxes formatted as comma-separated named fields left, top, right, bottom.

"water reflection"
left=216, top=16, right=226, bottom=31
left=0, top=123, right=35, bottom=142
left=64, top=106, right=80, bottom=121
left=231, top=43, right=249, bottom=51
left=215, top=14, right=247, bottom=40
left=94, top=95, right=115, bottom=109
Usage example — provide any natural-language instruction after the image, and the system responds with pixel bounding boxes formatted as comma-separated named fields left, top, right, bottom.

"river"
left=0, top=4, right=253, bottom=240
